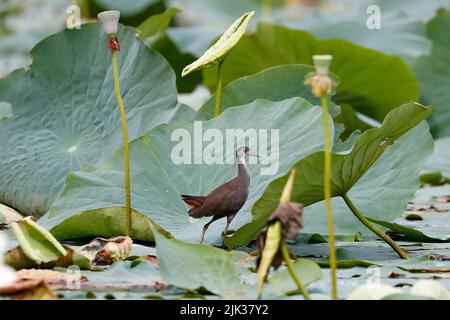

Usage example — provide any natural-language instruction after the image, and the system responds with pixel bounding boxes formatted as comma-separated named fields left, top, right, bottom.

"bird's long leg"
left=224, top=213, right=237, bottom=236
left=199, top=216, right=220, bottom=243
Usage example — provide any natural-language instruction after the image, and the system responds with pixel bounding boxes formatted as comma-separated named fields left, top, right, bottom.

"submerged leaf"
left=181, top=11, right=255, bottom=76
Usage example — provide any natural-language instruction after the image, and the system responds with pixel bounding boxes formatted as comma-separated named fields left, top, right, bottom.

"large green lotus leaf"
left=48, top=97, right=329, bottom=242
left=138, top=7, right=181, bottom=41
left=151, top=36, right=203, bottom=93
left=226, top=103, right=434, bottom=247
left=413, top=10, right=450, bottom=137
left=200, top=64, right=340, bottom=120
left=154, top=230, right=243, bottom=296
left=203, top=24, right=419, bottom=122
left=0, top=24, right=180, bottom=217
left=154, top=229, right=321, bottom=298
left=285, top=10, right=430, bottom=62
left=40, top=207, right=170, bottom=242
left=0, top=102, right=12, bottom=121
left=293, top=122, right=434, bottom=237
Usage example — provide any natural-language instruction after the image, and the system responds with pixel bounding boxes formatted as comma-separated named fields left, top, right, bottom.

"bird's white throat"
left=237, top=155, right=250, bottom=176
left=237, top=155, right=246, bottom=165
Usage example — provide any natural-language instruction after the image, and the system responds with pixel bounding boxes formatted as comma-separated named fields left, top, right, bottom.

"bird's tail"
left=181, top=195, right=206, bottom=216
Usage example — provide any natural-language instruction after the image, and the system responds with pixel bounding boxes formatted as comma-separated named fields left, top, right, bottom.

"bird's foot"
left=222, top=230, right=235, bottom=237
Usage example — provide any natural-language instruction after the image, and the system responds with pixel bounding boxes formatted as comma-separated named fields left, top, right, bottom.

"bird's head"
left=236, top=146, right=259, bottom=159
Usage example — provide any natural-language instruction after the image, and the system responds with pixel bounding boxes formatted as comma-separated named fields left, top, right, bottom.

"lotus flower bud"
left=97, top=10, right=120, bottom=35
left=313, top=55, right=332, bottom=76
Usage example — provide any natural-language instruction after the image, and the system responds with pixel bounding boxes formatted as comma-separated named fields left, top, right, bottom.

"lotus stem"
left=215, top=61, right=224, bottom=117
left=81, top=0, right=90, bottom=18
left=111, top=50, right=132, bottom=238
left=342, top=194, right=409, bottom=259
left=280, top=241, right=311, bottom=300
left=321, top=95, right=338, bottom=300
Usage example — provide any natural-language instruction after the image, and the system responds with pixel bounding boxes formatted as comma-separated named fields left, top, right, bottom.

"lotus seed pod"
left=97, top=10, right=120, bottom=35
left=313, top=55, right=333, bottom=76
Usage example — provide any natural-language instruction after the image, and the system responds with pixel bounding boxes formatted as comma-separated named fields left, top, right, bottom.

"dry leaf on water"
left=79, top=236, right=133, bottom=265
left=0, top=279, right=57, bottom=300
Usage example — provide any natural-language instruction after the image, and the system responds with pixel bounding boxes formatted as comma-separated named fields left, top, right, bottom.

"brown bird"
left=181, top=146, right=258, bottom=243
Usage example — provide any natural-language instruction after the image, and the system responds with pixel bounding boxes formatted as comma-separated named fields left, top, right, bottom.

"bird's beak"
left=248, top=153, right=260, bottom=158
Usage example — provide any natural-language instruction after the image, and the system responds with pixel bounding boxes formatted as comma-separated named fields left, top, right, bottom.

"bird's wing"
left=200, top=180, right=237, bottom=215
left=181, top=195, right=206, bottom=209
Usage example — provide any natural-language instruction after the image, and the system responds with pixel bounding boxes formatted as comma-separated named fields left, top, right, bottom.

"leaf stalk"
left=111, top=50, right=132, bottom=238
left=321, top=95, right=338, bottom=300
left=280, top=241, right=311, bottom=300
left=342, top=194, right=409, bottom=259
left=215, top=61, right=224, bottom=117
